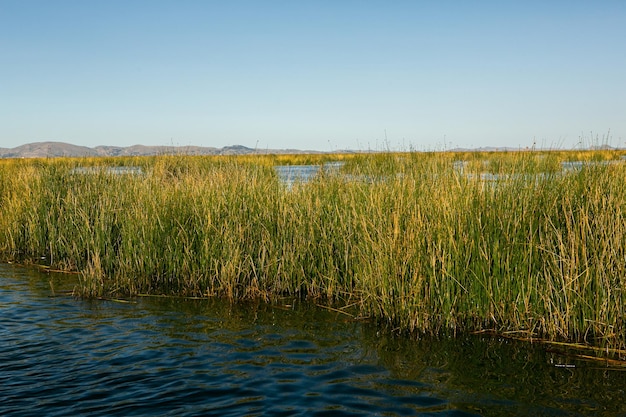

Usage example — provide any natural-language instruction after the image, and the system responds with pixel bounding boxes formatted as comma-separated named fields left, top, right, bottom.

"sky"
left=1, top=1, right=625, bottom=151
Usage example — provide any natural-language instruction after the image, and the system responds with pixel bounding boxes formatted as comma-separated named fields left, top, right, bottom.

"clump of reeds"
left=0, top=150, right=624, bottom=352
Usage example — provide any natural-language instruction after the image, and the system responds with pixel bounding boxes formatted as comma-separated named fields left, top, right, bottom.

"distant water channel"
left=1, top=263, right=625, bottom=416
left=275, top=162, right=344, bottom=188
left=274, top=160, right=626, bottom=187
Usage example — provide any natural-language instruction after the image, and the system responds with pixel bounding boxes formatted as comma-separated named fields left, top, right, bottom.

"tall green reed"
left=0, top=152, right=624, bottom=351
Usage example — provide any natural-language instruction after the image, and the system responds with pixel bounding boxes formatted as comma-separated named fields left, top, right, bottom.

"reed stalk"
left=0, top=151, right=624, bottom=352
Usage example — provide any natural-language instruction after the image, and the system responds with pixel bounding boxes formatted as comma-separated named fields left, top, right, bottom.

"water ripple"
left=1, top=264, right=625, bottom=416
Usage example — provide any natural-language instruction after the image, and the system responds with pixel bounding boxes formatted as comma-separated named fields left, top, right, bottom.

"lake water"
left=1, top=263, right=625, bottom=416
left=275, top=162, right=344, bottom=188
left=274, top=160, right=626, bottom=188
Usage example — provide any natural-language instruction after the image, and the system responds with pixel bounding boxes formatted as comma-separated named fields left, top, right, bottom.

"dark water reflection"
left=1, top=264, right=624, bottom=416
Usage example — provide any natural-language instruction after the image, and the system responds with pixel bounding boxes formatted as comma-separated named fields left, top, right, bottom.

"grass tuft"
left=1, top=151, right=625, bottom=352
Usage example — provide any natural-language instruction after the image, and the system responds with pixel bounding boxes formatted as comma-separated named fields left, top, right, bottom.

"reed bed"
left=0, top=151, right=624, bottom=352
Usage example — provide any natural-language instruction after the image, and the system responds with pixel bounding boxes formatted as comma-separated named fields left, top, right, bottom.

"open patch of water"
left=70, top=166, right=144, bottom=175
left=274, top=162, right=344, bottom=188
left=1, top=263, right=625, bottom=416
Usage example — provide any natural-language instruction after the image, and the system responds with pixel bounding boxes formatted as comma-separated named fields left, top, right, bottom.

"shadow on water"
left=1, top=263, right=625, bottom=416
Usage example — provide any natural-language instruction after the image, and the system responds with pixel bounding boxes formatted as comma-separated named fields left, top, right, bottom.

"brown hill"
left=1, top=142, right=99, bottom=158
left=0, top=142, right=321, bottom=158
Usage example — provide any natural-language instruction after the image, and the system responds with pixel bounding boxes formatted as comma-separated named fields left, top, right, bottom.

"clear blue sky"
left=1, top=1, right=625, bottom=151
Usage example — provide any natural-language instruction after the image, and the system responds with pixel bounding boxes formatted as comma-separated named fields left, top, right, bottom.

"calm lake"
left=1, top=263, right=625, bottom=416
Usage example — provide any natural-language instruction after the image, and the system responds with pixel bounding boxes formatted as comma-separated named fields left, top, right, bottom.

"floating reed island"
left=1, top=151, right=625, bottom=352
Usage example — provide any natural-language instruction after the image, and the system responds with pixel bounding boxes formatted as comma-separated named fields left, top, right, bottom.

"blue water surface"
left=1, top=264, right=624, bottom=416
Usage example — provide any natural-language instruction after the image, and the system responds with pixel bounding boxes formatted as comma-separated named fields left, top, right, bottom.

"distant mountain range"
left=0, top=142, right=324, bottom=158
left=0, top=141, right=619, bottom=158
